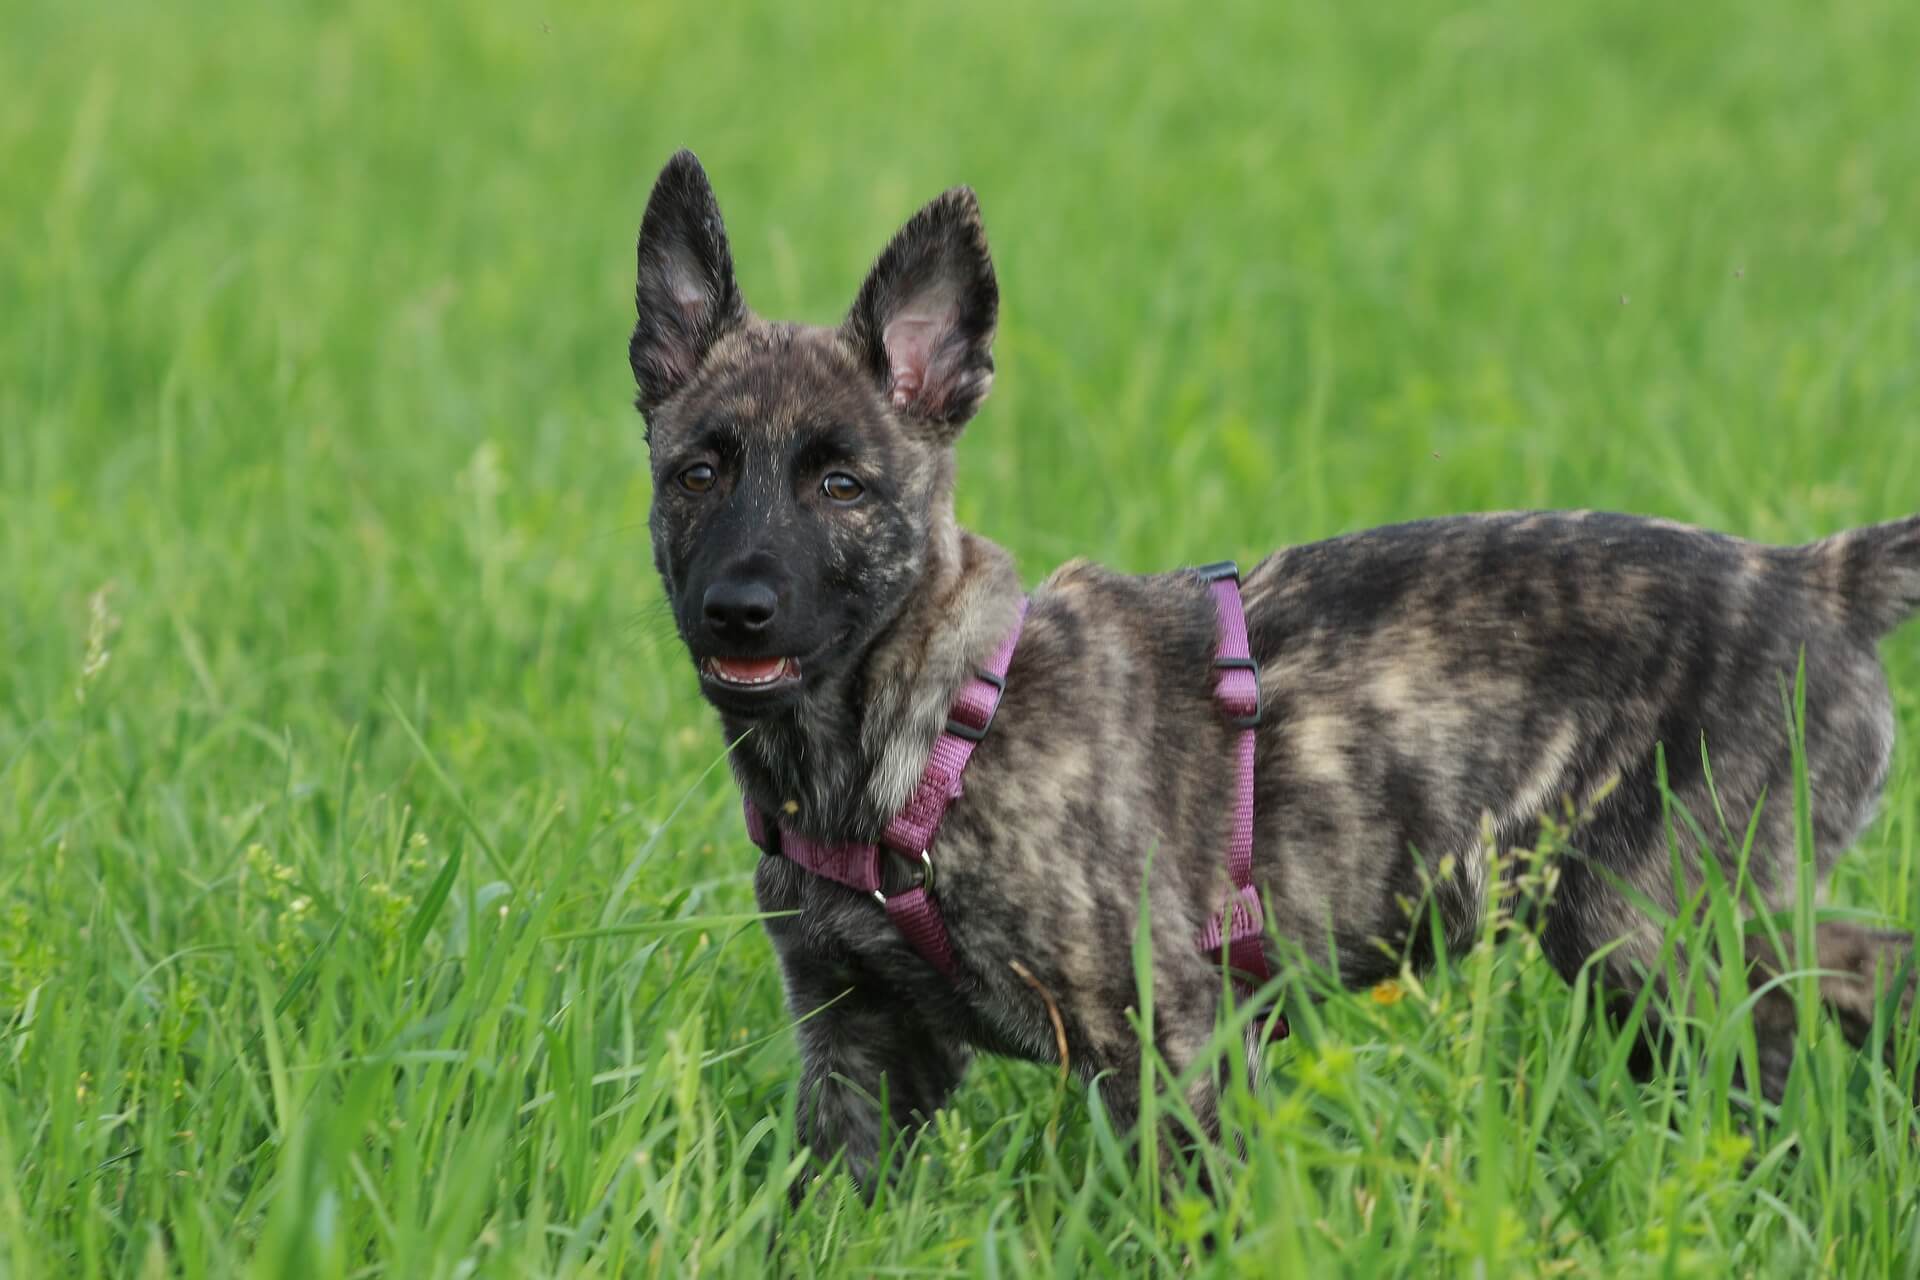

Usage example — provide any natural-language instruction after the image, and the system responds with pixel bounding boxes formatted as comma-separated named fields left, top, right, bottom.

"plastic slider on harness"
left=944, top=667, right=1005, bottom=742
left=1211, top=656, right=1262, bottom=729
left=1192, top=562, right=1262, bottom=728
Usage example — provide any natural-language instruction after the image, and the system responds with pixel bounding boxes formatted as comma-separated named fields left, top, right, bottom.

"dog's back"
left=1236, top=512, right=1915, bottom=1000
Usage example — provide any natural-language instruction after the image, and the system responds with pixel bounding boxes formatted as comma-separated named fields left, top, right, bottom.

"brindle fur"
left=631, top=150, right=1920, bottom=1191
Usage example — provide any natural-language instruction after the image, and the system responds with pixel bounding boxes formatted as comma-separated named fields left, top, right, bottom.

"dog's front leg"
left=757, top=854, right=970, bottom=1196
left=1079, top=992, right=1230, bottom=1169
left=776, top=953, right=972, bottom=1197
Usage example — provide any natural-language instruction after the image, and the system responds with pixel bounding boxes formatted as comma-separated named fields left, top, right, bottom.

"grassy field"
left=5, top=0, right=1920, bottom=1274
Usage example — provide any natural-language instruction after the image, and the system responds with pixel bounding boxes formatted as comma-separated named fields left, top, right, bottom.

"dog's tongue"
left=712, top=656, right=787, bottom=682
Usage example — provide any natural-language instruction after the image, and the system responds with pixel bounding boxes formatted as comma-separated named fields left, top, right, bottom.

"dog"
left=630, top=149, right=1920, bottom=1191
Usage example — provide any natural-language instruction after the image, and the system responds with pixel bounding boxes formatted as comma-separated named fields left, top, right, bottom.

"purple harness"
left=743, top=564, right=1281, bottom=1032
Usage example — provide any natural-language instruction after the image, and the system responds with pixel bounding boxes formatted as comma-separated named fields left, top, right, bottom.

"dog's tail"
left=1815, top=514, right=1920, bottom=638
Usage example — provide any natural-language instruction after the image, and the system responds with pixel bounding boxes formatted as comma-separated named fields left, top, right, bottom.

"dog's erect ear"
left=630, top=150, right=746, bottom=417
left=844, top=187, right=998, bottom=435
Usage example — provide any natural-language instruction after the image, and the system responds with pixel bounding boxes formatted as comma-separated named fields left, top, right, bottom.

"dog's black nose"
left=703, top=580, right=778, bottom=639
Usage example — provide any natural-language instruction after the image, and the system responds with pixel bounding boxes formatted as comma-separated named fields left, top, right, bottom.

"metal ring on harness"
left=872, top=848, right=935, bottom=905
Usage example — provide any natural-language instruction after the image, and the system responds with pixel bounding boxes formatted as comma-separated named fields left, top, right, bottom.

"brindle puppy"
left=631, top=150, right=1920, bottom=1190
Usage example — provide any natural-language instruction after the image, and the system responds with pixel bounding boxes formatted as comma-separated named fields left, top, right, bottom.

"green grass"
left=4, top=0, right=1920, bottom=1273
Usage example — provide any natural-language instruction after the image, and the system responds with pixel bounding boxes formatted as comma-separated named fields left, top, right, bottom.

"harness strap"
left=743, top=599, right=1029, bottom=978
left=1191, top=562, right=1285, bottom=1038
left=743, top=574, right=1284, bottom=1039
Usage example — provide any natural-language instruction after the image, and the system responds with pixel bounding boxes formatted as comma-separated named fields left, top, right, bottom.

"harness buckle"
left=872, top=849, right=935, bottom=905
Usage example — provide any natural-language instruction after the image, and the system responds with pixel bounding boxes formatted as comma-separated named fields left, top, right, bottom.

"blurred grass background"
left=3, top=0, right=1919, bottom=1274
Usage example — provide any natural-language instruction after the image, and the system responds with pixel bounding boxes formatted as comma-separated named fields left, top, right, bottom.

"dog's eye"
left=822, top=472, right=864, bottom=504
left=678, top=463, right=717, bottom=494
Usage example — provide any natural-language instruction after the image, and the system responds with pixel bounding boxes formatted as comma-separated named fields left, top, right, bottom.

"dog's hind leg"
left=1741, top=922, right=1919, bottom=1099
left=1539, top=848, right=1917, bottom=1101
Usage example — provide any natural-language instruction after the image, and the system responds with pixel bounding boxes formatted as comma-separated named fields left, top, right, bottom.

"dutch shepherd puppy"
left=631, top=150, right=1920, bottom=1191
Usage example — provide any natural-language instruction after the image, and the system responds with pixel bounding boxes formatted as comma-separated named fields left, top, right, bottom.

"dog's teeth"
left=707, top=656, right=798, bottom=687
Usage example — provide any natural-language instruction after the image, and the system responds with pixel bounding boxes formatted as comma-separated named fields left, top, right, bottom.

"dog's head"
left=632, top=151, right=998, bottom=720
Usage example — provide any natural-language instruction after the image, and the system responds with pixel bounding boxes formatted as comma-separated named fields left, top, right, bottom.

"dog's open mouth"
left=701, top=656, right=801, bottom=690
